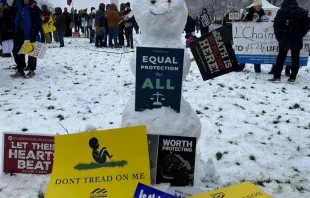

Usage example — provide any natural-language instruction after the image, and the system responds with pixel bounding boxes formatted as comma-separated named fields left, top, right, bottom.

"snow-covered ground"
left=0, top=37, right=310, bottom=198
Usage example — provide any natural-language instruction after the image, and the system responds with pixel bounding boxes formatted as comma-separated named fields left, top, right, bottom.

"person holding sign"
left=270, top=0, right=309, bottom=82
left=239, top=0, right=266, bottom=73
left=11, top=0, right=41, bottom=78
left=199, top=8, right=211, bottom=36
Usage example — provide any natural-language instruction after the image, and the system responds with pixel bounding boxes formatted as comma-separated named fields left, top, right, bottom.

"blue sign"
left=135, top=47, right=184, bottom=113
left=134, top=183, right=178, bottom=198
left=236, top=54, right=308, bottom=66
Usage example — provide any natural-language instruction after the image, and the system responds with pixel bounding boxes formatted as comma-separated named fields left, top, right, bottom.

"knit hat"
left=253, top=0, right=262, bottom=6
left=0, top=0, right=7, bottom=4
left=126, top=2, right=130, bottom=8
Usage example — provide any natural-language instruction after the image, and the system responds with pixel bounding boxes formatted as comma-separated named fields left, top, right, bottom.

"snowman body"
left=121, top=0, right=201, bottom=139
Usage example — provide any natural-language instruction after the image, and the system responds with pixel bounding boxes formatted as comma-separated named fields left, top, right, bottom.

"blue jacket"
left=14, top=1, right=41, bottom=41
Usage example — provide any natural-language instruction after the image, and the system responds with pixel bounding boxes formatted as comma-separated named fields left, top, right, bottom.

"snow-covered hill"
left=0, top=37, right=310, bottom=197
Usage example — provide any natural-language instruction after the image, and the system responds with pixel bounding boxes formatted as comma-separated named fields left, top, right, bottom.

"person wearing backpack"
left=270, top=0, right=309, bottom=83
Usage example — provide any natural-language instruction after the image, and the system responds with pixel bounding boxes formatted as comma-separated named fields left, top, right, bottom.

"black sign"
left=148, top=134, right=196, bottom=187
left=135, top=47, right=184, bottom=113
left=190, top=27, right=238, bottom=81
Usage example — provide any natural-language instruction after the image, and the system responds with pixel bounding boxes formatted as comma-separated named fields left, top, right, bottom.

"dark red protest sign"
left=3, top=133, right=54, bottom=174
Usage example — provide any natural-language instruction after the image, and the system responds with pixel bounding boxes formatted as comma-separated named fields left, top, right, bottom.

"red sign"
left=3, top=133, right=54, bottom=174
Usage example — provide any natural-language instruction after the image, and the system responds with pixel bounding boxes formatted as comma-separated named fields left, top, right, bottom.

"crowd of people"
left=0, top=0, right=137, bottom=79
left=0, top=0, right=309, bottom=82
left=185, top=0, right=310, bottom=83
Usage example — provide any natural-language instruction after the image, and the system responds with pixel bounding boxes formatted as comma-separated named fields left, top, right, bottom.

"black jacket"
left=63, top=11, right=72, bottom=25
left=274, top=0, right=308, bottom=50
left=54, top=8, right=66, bottom=32
left=185, top=16, right=196, bottom=34
left=244, top=7, right=265, bottom=22
left=95, top=3, right=106, bottom=28
left=0, top=5, right=15, bottom=41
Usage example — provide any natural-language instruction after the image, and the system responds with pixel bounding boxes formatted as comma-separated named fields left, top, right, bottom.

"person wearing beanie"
left=95, top=3, right=106, bottom=47
left=125, top=2, right=130, bottom=9
left=270, top=0, right=309, bottom=82
left=242, top=0, right=266, bottom=73
left=0, top=0, right=15, bottom=57
left=11, top=0, right=42, bottom=78
left=63, top=7, right=73, bottom=37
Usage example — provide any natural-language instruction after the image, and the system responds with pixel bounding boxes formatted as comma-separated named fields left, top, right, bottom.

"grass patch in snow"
left=38, top=190, right=45, bottom=198
left=289, top=103, right=301, bottom=110
left=22, top=128, right=28, bottom=132
left=74, top=160, right=128, bottom=171
left=249, top=155, right=256, bottom=161
left=47, top=105, right=55, bottom=110
left=57, top=114, right=65, bottom=121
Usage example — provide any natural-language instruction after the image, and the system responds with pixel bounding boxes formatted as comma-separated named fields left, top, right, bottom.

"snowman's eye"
left=151, top=0, right=156, bottom=4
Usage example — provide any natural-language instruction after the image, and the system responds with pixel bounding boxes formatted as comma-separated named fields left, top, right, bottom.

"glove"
left=30, top=33, right=36, bottom=43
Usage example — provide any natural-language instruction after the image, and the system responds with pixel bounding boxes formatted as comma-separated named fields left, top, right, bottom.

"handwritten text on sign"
left=3, top=133, right=54, bottom=174
left=233, top=22, right=310, bottom=66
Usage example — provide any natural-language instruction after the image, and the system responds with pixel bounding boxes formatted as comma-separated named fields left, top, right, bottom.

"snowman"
left=121, top=0, right=201, bottom=139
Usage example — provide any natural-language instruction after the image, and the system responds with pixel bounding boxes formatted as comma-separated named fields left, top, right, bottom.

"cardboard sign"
left=43, top=17, right=56, bottom=33
left=18, top=41, right=48, bottom=59
left=190, top=182, right=273, bottom=198
left=134, top=183, right=178, bottom=198
left=135, top=47, right=184, bottom=113
left=167, top=187, right=204, bottom=197
left=2, top=133, right=54, bottom=174
left=45, top=126, right=150, bottom=198
left=233, top=22, right=310, bottom=66
left=190, top=27, right=238, bottom=81
left=148, top=135, right=196, bottom=186
left=229, top=12, right=240, bottom=21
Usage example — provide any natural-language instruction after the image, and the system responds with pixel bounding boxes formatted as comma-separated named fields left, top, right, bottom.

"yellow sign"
left=189, top=182, right=273, bottom=198
left=22, top=41, right=36, bottom=54
left=43, top=17, right=56, bottom=33
left=45, top=126, right=150, bottom=198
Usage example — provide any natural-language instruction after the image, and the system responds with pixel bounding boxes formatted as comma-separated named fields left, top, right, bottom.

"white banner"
left=18, top=41, right=48, bottom=59
left=232, top=22, right=310, bottom=66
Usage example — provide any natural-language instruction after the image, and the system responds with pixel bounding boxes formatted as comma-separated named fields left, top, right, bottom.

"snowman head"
left=133, top=0, right=188, bottom=37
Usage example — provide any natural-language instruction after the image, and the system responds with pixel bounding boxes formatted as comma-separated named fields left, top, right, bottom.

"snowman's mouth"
left=149, top=5, right=170, bottom=16
left=150, top=10, right=169, bottom=16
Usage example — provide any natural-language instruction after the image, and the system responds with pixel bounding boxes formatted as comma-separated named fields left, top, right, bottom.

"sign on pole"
left=135, top=47, right=184, bottom=113
left=190, top=27, right=238, bottom=81
left=2, top=133, right=54, bottom=174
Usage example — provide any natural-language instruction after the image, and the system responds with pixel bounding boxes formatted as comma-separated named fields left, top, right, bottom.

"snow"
left=1, top=28, right=310, bottom=198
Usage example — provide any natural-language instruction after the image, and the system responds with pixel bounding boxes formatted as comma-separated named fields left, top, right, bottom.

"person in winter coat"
left=74, top=9, right=80, bottom=32
left=124, top=2, right=135, bottom=49
left=241, top=0, right=266, bottom=73
left=87, top=7, right=96, bottom=43
left=270, top=0, right=309, bottom=82
left=118, top=3, right=126, bottom=46
left=54, top=7, right=65, bottom=47
left=199, top=8, right=211, bottom=36
left=244, top=0, right=266, bottom=22
left=185, top=13, right=196, bottom=37
left=11, top=0, right=41, bottom=78
left=107, top=3, right=121, bottom=47
left=95, top=3, right=106, bottom=47
left=41, top=4, right=51, bottom=43
left=0, top=0, right=14, bottom=57
left=63, top=7, right=72, bottom=37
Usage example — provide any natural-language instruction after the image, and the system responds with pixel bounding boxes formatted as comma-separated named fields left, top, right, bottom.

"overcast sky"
left=52, top=0, right=133, bottom=10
